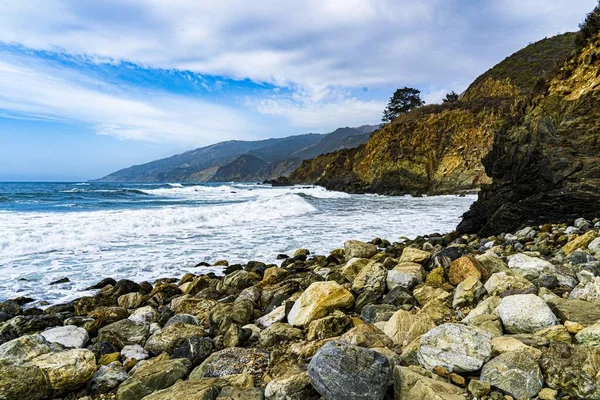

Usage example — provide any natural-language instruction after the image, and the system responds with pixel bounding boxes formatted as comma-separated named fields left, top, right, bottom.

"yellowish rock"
left=287, top=281, right=354, bottom=327
left=98, top=352, right=120, bottom=365
left=565, top=320, right=584, bottom=334
left=382, top=310, right=435, bottom=347
left=534, top=325, right=572, bottom=343
left=562, top=230, right=598, bottom=255
left=449, top=256, right=486, bottom=285
left=399, top=247, right=431, bottom=264
left=491, top=337, right=542, bottom=359
left=413, top=285, right=452, bottom=306
left=538, top=387, right=558, bottom=400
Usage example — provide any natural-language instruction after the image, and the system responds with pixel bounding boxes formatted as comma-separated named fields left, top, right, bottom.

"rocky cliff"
left=458, top=30, right=600, bottom=235
left=290, top=33, right=577, bottom=195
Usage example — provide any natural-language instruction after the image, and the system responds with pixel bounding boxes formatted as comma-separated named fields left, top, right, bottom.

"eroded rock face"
left=417, top=323, right=492, bottom=372
left=480, top=351, right=544, bottom=399
left=308, top=341, right=391, bottom=400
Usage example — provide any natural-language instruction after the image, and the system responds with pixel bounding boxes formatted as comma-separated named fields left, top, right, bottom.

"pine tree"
left=382, top=87, right=425, bottom=123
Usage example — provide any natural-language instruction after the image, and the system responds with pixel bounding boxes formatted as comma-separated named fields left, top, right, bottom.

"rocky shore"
left=2, top=218, right=600, bottom=399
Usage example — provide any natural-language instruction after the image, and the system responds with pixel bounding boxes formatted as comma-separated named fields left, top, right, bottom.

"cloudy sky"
left=0, top=0, right=596, bottom=180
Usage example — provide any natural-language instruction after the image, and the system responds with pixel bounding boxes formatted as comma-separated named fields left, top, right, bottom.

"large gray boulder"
left=417, top=323, right=492, bottom=372
left=480, top=351, right=543, bottom=399
left=41, top=325, right=89, bottom=348
left=497, top=294, right=558, bottom=333
left=308, top=341, right=391, bottom=400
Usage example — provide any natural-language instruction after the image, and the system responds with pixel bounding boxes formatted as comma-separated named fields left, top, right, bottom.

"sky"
left=0, top=0, right=596, bottom=181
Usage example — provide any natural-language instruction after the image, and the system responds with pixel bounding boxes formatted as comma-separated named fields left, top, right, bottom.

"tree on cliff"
left=382, top=87, right=425, bottom=123
left=576, top=0, right=600, bottom=48
left=443, top=91, right=460, bottom=103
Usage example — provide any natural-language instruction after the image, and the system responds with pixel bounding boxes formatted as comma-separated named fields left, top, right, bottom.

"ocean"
left=0, top=182, right=475, bottom=304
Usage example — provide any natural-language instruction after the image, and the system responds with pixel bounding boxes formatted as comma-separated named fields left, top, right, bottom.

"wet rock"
left=109, top=279, right=141, bottom=299
left=0, top=300, right=21, bottom=316
left=217, top=270, right=261, bottom=296
left=481, top=351, right=543, bottom=399
left=49, top=277, right=70, bottom=285
left=145, top=322, right=207, bottom=355
left=97, top=319, right=150, bottom=348
left=498, top=294, right=558, bottom=333
left=258, top=322, right=304, bottom=347
left=382, top=309, right=435, bottom=347
left=264, top=372, right=320, bottom=400
left=418, top=323, right=492, bottom=372
left=344, top=240, right=377, bottom=261
left=85, top=277, right=117, bottom=290
left=287, top=281, right=354, bottom=327
left=41, top=325, right=89, bottom=348
left=88, top=362, right=129, bottom=394
left=308, top=341, right=391, bottom=400
left=394, top=366, right=467, bottom=400
left=540, top=342, right=600, bottom=399
left=86, top=306, right=129, bottom=333
left=118, top=292, right=146, bottom=309
left=172, top=336, right=213, bottom=366
left=190, top=347, right=269, bottom=381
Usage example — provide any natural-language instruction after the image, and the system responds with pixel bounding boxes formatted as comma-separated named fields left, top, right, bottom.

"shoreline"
left=2, top=217, right=600, bottom=399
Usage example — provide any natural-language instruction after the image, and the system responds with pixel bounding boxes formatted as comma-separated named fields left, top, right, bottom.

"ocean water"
left=0, top=182, right=475, bottom=304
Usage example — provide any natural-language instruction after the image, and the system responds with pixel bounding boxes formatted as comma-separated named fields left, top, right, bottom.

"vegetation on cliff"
left=291, top=33, right=578, bottom=196
left=458, top=3, right=600, bottom=235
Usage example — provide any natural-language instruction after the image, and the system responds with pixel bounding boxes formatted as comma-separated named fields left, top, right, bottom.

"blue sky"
left=0, top=0, right=596, bottom=181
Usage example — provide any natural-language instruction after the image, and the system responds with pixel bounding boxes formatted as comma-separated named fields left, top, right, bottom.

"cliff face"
left=290, top=33, right=577, bottom=195
left=458, top=32, right=600, bottom=235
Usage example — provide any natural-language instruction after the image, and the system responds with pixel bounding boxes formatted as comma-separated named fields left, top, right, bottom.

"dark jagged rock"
left=263, top=176, right=294, bottom=186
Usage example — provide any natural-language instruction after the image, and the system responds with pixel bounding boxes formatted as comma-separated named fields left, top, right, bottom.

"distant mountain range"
left=96, top=125, right=379, bottom=182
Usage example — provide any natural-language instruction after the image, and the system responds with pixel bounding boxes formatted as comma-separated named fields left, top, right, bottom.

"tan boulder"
left=399, top=247, right=431, bottom=264
left=287, top=281, right=354, bottom=327
left=382, top=310, right=435, bottom=347
left=562, top=230, right=598, bottom=255
left=449, top=256, right=487, bottom=285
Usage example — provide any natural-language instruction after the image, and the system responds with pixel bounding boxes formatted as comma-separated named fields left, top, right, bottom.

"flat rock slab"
left=41, top=325, right=89, bottom=348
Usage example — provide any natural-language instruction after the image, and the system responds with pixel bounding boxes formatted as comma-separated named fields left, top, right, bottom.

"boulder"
left=117, top=358, right=191, bottom=400
left=172, top=336, right=213, bottom=366
left=215, top=386, right=264, bottom=399
left=341, top=258, right=371, bottom=281
left=118, top=292, right=146, bottom=309
left=142, top=374, right=254, bottom=400
left=452, top=277, right=485, bottom=309
left=128, top=306, right=158, bottom=325
left=570, top=277, right=600, bottom=305
left=412, top=285, right=451, bottom=306
left=41, top=325, right=89, bottom=348
left=86, top=306, right=130, bottom=333
left=540, top=342, right=600, bottom=399
left=351, top=261, right=387, bottom=294
left=360, top=304, right=398, bottom=323
left=344, top=240, right=377, bottom=261
left=264, top=372, right=320, bottom=400
left=507, top=253, right=553, bottom=280
left=546, top=297, right=600, bottom=326
left=497, top=294, right=558, bottom=333
left=575, top=320, right=600, bottom=346
left=462, top=296, right=501, bottom=324
left=209, top=300, right=254, bottom=336
left=382, top=309, right=435, bottom=347
left=393, top=365, right=467, bottom=400
left=145, top=323, right=206, bottom=355
left=562, top=230, right=598, bottom=255
left=88, top=362, right=129, bottom=394
left=535, top=325, right=572, bottom=344
left=121, top=344, right=149, bottom=366
left=259, top=323, right=304, bottom=347
left=399, top=247, right=431, bottom=264
left=190, top=348, right=269, bottom=381
left=0, top=334, right=60, bottom=364
left=287, top=281, right=354, bottom=327
left=97, top=319, right=150, bottom=348
left=386, top=263, right=424, bottom=291
left=0, top=315, right=63, bottom=344
left=417, top=323, right=492, bottom=372
left=483, top=272, right=535, bottom=296
left=491, top=336, right=542, bottom=359
left=308, top=341, right=391, bottom=400
left=448, top=256, right=487, bottom=285
left=480, top=351, right=543, bottom=399
left=339, top=323, right=394, bottom=349
left=307, top=311, right=351, bottom=341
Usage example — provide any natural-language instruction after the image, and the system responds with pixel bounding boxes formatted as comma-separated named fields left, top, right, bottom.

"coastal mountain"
left=290, top=33, right=577, bottom=195
left=458, top=24, right=600, bottom=234
left=97, top=125, right=378, bottom=182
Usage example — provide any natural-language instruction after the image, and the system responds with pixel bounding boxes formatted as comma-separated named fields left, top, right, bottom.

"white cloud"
left=0, top=52, right=254, bottom=144
left=0, top=0, right=596, bottom=142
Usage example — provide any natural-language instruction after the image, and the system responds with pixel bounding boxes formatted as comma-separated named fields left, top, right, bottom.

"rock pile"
left=2, top=218, right=600, bottom=399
